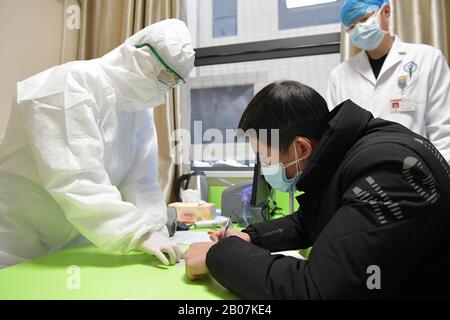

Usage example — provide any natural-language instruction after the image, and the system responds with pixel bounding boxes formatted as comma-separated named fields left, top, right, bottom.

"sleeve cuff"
left=206, top=236, right=247, bottom=269
left=242, top=225, right=260, bottom=246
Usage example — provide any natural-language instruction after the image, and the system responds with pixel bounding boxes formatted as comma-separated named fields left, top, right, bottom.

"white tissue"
left=193, top=216, right=229, bottom=228
left=181, top=189, right=203, bottom=204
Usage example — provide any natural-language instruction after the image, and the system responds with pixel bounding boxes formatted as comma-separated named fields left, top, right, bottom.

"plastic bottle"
left=239, top=186, right=253, bottom=227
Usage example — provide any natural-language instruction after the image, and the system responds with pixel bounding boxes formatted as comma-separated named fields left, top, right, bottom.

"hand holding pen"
left=209, top=219, right=251, bottom=243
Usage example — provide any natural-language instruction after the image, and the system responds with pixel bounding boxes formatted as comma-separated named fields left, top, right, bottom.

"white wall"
left=0, top=0, right=79, bottom=135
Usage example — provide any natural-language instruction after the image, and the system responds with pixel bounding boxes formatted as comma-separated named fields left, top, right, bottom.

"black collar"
left=296, top=100, right=373, bottom=193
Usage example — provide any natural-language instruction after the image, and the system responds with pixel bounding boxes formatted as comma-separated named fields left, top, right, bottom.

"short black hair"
left=238, top=81, right=330, bottom=154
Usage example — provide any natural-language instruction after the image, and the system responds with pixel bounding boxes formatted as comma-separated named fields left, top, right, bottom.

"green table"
left=0, top=235, right=238, bottom=300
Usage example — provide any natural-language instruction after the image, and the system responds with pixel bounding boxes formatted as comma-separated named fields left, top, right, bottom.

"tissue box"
left=168, top=202, right=216, bottom=225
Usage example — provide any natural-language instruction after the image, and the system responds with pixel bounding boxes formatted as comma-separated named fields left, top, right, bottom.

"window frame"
left=194, top=32, right=341, bottom=67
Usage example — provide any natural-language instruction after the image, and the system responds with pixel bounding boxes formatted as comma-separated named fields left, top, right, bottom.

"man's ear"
left=294, top=137, right=313, bottom=161
left=383, top=4, right=391, bottom=19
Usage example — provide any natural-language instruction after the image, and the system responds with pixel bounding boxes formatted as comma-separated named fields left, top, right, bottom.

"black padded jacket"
left=206, top=100, right=450, bottom=300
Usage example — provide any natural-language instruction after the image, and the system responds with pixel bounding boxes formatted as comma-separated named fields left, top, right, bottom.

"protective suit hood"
left=99, top=18, right=195, bottom=111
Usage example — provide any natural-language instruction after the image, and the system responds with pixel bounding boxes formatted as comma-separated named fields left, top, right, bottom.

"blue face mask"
left=348, top=6, right=387, bottom=51
left=261, top=145, right=302, bottom=193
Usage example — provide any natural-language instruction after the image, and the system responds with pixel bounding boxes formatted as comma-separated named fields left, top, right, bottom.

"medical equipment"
left=221, top=155, right=272, bottom=226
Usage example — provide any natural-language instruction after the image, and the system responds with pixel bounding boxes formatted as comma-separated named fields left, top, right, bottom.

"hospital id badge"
left=390, top=98, right=416, bottom=113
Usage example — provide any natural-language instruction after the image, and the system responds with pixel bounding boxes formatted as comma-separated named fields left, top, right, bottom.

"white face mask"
left=349, top=5, right=388, bottom=51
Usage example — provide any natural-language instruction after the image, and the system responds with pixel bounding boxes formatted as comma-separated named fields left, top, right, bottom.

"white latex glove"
left=139, top=231, right=183, bottom=265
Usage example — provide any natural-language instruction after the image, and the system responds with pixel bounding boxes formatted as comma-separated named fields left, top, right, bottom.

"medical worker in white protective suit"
left=0, top=19, right=195, bottom=268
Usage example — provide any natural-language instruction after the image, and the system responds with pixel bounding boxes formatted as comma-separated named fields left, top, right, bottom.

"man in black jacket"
left=184, top=81, right=450, bottom=299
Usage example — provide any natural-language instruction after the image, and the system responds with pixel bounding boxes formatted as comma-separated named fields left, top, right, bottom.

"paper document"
left=271, top=250, right=305, bottom=260
left=176, top=259, right=185, bottom=266
left=171, top=231, right=212, bottom=245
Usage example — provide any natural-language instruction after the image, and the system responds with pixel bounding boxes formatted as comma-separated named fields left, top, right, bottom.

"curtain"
left=77, top=0, right=183, bottom=204
left=340, top=0, right=450, bottom=62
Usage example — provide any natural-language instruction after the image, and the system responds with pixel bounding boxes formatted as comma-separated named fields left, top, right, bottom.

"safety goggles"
left=135, top=43, right=186, bottom=87
left=345, top=7, right=379, bottom=32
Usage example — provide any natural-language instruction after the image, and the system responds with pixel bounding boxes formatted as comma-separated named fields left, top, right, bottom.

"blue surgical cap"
left=340, top=0, right=389, bottom=27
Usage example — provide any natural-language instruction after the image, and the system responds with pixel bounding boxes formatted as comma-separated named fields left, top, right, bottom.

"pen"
left=223, top=218, right=231, bottom=238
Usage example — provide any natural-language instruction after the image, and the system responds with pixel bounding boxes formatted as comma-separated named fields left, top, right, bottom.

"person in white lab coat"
left=0, top=19, right=195, bottom=268
left=327, top=0, right=450, bottom=162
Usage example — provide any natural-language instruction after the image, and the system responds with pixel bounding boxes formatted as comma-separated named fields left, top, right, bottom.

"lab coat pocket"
left=392, top=77, right=426, bottom=114
left=401, top=75, right=426, bottom=104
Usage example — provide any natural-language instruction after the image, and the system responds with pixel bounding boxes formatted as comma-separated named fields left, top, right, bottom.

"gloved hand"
left=139, top=231, right=183, bottom=265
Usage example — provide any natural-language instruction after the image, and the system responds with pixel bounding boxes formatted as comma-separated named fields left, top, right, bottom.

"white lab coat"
left=0, top=19, right=195, bottom=267
left=327, top=36, right=450, bottom=162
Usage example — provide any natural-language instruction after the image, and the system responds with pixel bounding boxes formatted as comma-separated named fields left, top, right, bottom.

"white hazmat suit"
left=0, top=19, right=195, bottom=268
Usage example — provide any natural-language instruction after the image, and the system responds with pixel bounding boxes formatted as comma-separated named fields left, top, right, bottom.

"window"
left=182, top=0, right=342, bottom=172
left=189, top=0, right=341, bottom=48
left=278, top=0, right=341, bottom=30
left=190, top=85, right=254, bottom=145
left=213, top=0, right=237, bottom=38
